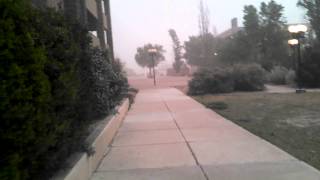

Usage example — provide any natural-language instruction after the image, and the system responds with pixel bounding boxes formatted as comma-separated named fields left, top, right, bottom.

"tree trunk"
left=149, top=67, right=152, bottom=77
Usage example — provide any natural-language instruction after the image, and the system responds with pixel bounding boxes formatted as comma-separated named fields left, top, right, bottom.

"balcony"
left=86, top=0, right=98, bottom=18
left=86, top=0, right=108, bottom=30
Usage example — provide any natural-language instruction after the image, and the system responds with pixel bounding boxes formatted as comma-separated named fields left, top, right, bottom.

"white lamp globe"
left=296, top=24, right=308, bottom=33
left=288, top=39, right=299, bottom=45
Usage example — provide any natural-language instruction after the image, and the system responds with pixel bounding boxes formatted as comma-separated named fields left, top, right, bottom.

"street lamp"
left=288, top=39, right=298, bottom=46
left=288, top=24, right=308, bottom=93
left=288, top=25, right=308, bottom=34
left=148, top=48, right=157, bottom=86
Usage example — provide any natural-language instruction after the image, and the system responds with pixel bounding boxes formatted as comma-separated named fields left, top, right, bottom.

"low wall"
left=52, top=99, right=130, bottom=180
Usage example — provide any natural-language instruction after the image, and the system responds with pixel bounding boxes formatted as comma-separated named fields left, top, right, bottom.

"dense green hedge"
left=232, top=63, right=265, bottom=91
left=188, top=64, right=266, bottom=95
left=0, top=1, right=128, bottom=179
left=0, top=1, right=54, bottom=179
left=78, top=49, right=128, bottom=121
left=188, top=68, right=234, bottom=95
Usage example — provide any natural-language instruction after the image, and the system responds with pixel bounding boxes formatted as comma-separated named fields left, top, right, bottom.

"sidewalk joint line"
left=93, top=147, right=112, bottom=174
left=162, top=96, right=210, bottom=180
left=111, top=142, right=187, bottom=148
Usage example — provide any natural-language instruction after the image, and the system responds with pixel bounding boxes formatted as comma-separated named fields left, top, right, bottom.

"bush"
left=127, top=87, right=139, bottom=106
left=188, top=64, right=266, bottom=95
left=188, top=68, right=234, bottom=95
left=285, top=70, right=296, bottom=87
left=232, top=64, right=266, bottom=91
left=28, top=8, right=92, bottom=180
left=0, top=1, right=54, bottom=179
left=267, top=66, right=289, bottom=85
left=78, top=49, right=128, bottom=121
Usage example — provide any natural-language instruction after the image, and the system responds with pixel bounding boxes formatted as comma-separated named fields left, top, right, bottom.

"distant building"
left=32, top=0, right=114, bottom=59
left=218, top=18, right=243, bottom=39
left=219, top=18, right=315, bottom=44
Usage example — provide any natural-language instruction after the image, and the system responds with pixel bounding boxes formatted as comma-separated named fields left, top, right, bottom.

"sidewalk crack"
left=162, top=97, right=210, bottom=180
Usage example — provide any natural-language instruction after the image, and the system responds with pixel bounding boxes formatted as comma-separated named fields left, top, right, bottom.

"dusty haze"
left=111, top=0, right=306, bottom=73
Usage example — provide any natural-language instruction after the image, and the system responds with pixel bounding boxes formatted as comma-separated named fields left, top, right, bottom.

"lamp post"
left=148, top=48, right=157, bottom=86
left=288, top=24, right=308, bottom=93
left=288, top=39, right=298, bottom=70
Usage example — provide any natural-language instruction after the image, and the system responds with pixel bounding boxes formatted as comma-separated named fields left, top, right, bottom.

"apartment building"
left=218, top=18, right=243, bottom=39
left=32, top=0, right=114, bottom=59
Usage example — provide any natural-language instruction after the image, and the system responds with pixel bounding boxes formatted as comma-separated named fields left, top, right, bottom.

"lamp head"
left=288, top=24, right=308, bottom=33
left=297, top=24, right=308, bottom=33
left=288, top=25, right=298, bottom=33
left=288, top=39, right=299, bottom=46
left=148, top=48, right=157, bottom=54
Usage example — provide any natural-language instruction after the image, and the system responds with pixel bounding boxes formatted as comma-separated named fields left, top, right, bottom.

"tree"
left=244, top=5, right=260, bottom=37
left=298, top=46, right=320, bottom=87
left=217, top=32, right=253, bottom=65
left=184, top=1, right=220, bottom=68
left=241, top=5, right=262, bottom=63
left=298, top=0, right=320, bottom=42
left=134, top=44, right=165, bottom=75
left=215, top=2, right=291, bottom=69
left=297, top=0, right=320, bottom=87
left=168, top=29, right=184, bottom=73
left=259, top=0, right=290, bottom=70
left=244, top=6, right=260, bottom=53
left=184, top=33, right=220, bottom=67
left=215, top=5, right=261, bottom=65
left=198, top=0, right=210, bottom=36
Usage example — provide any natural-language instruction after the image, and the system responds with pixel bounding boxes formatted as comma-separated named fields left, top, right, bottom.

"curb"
left=52, top=99, right=130, bottom=180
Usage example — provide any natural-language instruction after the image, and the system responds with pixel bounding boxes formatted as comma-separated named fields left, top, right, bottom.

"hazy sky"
left=111, top=0, right=307, bottom=72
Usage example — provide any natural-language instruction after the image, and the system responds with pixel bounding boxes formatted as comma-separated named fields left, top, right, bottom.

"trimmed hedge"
left=232, top=63, right=265, bottom=91
left=0, top=1, right=128, bottom=180
left=188, top=64, right=266, bottom=95
left=188, top=68, right=234, bottom=95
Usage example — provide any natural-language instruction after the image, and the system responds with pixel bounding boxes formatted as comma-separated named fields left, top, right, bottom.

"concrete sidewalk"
left=91, top=88, right=320, bottom=180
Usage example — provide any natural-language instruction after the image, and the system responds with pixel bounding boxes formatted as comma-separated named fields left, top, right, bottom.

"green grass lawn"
left=193, top=92, right=320, bottom=170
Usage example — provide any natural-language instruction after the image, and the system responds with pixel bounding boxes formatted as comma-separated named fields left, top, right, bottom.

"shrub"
left=0, top=1, right=54, bottom=179
left=267, top=66, right=289, bottom=85
left=28, top=8, right=91, bottom=180
left=188, top=68, right=234, bottom=95
left=285, top=70, right=296, bottom=87
left=232, top=64, right=266, bottom=91
left=78, top=49, right=128, bottom=121
left=188, top=64, right=266, bottom=95
left=127, top=87, right=139, bottom=106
